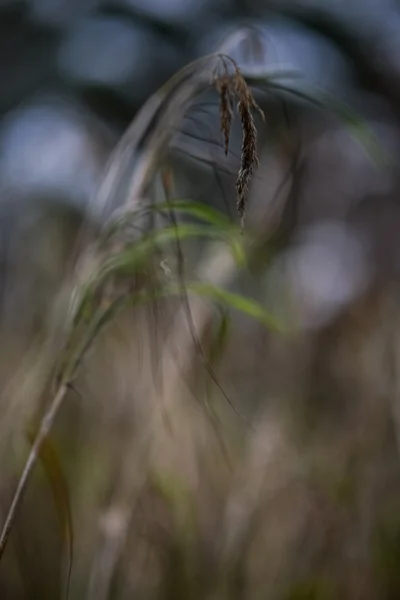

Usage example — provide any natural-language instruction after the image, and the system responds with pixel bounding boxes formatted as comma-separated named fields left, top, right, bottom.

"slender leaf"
left=263, top=81, right=388, bottom=168
left=157, top=200, right=235, bottom=229
left=26, top=426, right=73, bottom=599
left=186, top=282, right=283, bottom=332
left=100, top=223, right=231, bottom=276
left=156, top=201, right=248, bottom=266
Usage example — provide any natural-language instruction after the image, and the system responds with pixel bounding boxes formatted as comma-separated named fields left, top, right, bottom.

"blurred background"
left=2, top=0, right=400, bottom=316
left=2, top=0, right=400, bottom=599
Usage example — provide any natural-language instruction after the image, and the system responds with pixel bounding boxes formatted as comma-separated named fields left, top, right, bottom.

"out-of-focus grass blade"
left=247, top=70, right=387, bottom=168
left=205, top=309, right=232, bottom=410
left=186, top=282, right=283, bottom=332
left=96, top=49, right=248, bottom=214
left=321, top=91, right=390, bottom=168
left=264, top=81, right=388, bottom=168
left=71, top=279, right=282, bottom=377
left=101, top=223, right=231, bottom=276
left=76, top=205, right=246, bottom=328
left=152, top=471, right=197, bottom=558
left=152, top=472, right=198, bottom=599
left=156, top=201, right=248, bottom=266
left=102, top=200, right=236, bottom=244
left=208, top=308, right=231, bottom=367
left=157, top=200, right=234, bottom=229
left=71, top=223, right=221, bottom=324
left=26, top=426, right=73, bottom=599
left=100, top=206, right=151, bottom=243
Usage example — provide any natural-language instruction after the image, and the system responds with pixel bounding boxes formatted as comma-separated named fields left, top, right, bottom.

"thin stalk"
left=0, top=383, right=67, bottom=559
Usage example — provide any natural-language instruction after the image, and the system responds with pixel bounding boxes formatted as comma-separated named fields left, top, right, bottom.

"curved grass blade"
left=79, top=204, right=245, bottom=327
left=186, top=281, right=283, bottom=333
left=25, top=426, right=73, bottom=600
left=253, top=79, right=388, bottom=168
left=95, top=52, right=238, bottom=217
left=101, top=200, right=236, bottom=245
left=99, top=223, right=234, bottom=277
left=71, top=222, right=227, bottom=328
left=157, top=200, right=235, bottom=229
left=156, top=201, right=248, bottom=266
left=95, top=27, right=272, bottom=218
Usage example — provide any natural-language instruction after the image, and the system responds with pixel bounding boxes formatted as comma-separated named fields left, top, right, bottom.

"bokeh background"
left=2, top=1, right=400, bottom=599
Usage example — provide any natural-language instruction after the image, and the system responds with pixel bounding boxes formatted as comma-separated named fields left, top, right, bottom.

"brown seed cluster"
left=215, top=60, right=265, bottom=229
left=216, top=73, right=235, bottom=156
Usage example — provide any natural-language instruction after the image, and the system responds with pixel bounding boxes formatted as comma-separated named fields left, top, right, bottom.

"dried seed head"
left=214, top=59, right=265, bottom=229
left=236, top=95, right=259, bottom=228
left=216, top=74, right=235, bottom=156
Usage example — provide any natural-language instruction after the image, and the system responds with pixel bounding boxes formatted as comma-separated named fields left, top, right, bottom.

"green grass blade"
left=101, top=223, right=231, bottom=276
left=156, top=201, right=248, bottom=266
left=157, top=200, right=235, bottom=229
left=186, top=282, right=283, bottom=332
